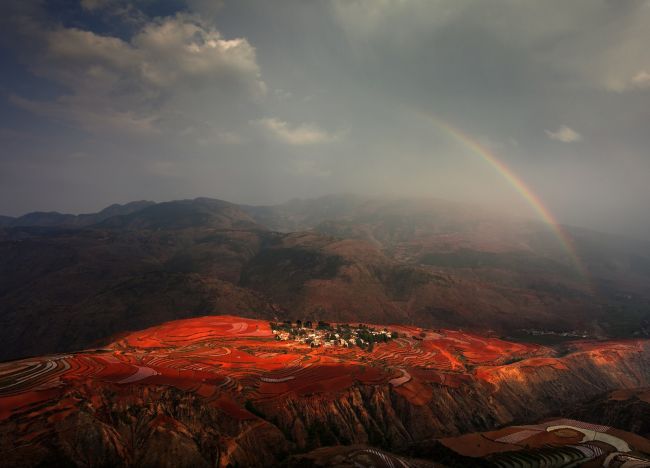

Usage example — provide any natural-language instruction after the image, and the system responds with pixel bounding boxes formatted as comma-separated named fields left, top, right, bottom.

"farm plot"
left=0, top=315, right=572, bottom=426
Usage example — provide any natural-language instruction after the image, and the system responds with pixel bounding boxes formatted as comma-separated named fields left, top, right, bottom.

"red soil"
left=0, top=315, right=645, bottom=423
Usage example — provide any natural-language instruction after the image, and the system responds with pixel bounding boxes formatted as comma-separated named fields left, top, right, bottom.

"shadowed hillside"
left=1, top=195, right=649, bottom=360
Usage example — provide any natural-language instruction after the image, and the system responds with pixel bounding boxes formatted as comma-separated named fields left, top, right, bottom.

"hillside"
left=1, top=201, right=155, bottom=228
left=0, top=195, right=649, bottom=360
left=1, top=315, right=649, bottom=467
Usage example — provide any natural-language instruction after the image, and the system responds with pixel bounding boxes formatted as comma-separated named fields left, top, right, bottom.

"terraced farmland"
left=1, top=315, right=650, bottom=467
left=0, top=316, right=552, bottom=414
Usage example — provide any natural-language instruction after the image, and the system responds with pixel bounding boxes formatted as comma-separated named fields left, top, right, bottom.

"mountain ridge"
left=0, top=195, right=648, bottom=361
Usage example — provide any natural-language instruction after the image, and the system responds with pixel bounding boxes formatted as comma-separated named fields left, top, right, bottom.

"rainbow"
left=419, top=113, right=591, bottom=288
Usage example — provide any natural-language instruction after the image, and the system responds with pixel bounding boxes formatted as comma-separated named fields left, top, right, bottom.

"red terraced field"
left=0, top=315, right=643, bottom=424
left=116, top=315, right=273, bottom=349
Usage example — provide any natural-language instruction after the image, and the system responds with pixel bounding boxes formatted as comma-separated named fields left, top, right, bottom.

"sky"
left=1, top=0, right=649, bottom=239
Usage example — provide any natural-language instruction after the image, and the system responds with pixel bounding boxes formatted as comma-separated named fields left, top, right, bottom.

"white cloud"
left=13, top=13, right=265, bottom=136
left=545, top=125, right=582, bottom=143
left=45, top=27, right=139, bottom=74
left=252, top=118, right=338, bottom=145
left=132, top=15, right=265, bottom=95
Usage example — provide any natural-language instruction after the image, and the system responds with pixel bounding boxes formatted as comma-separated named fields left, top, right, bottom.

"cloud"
left=545, top=125, right=582, bottom=143
left=291, top=160, right=332, bottom=178
left=185, top=0, right=226, bottom=18
left=2, top=0, right=650, bottom=239
left=331, top=0, right=462, bottom=44
left=331, top=0, right=650, bottom=96
left=196, top=130, right=243, bottom=146
left=9, top=94, right=161, bottom=136
left=252, top=118, right=338, bottom=145
left=79, top=0, right=108, bottom=11
left=533, top=2, right=650, bottom=93
left=632, top=70, right=650, bottom=89
left=132, top=15, right=265, bottom=94
left=78, top=0, right=148, bottom=26
left=606, top=70, right=650, bottom=93
left=11, top=13, right=265, bottom=136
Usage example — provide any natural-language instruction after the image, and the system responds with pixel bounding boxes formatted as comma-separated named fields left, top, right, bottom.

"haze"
left=1, top=0, right=649, bottom=239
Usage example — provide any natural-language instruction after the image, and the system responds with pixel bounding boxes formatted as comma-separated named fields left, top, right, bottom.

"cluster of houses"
left=270, top=320, right=396, bottom=349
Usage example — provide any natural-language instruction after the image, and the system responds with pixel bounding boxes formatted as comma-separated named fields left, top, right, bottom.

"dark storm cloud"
left=1, top=0, right=649, bottom=239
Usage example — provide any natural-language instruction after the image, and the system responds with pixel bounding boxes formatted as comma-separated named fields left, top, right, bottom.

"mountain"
left=5, top=200, right=155, bottom=227
left=0, top=195, right=649, bottom=361
left=96, top=198, right=261, bottom=230
left=2, top=196, right=650, bottom=467
left=1, top=315, right=648, bottom=467
left=240, top=193, right=371, bottom=232
left=0, top=215, right=15, bottom=227
left=0, top=226, right=275, bottom=360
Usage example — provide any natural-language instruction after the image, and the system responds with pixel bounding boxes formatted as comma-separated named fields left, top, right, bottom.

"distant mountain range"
left=0, top=194, right=649, bottom=360
left=0, top=200, right=156, bottom=228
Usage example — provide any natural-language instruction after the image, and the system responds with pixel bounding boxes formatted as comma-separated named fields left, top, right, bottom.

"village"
left=270, top=320, right=398, bottom=350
